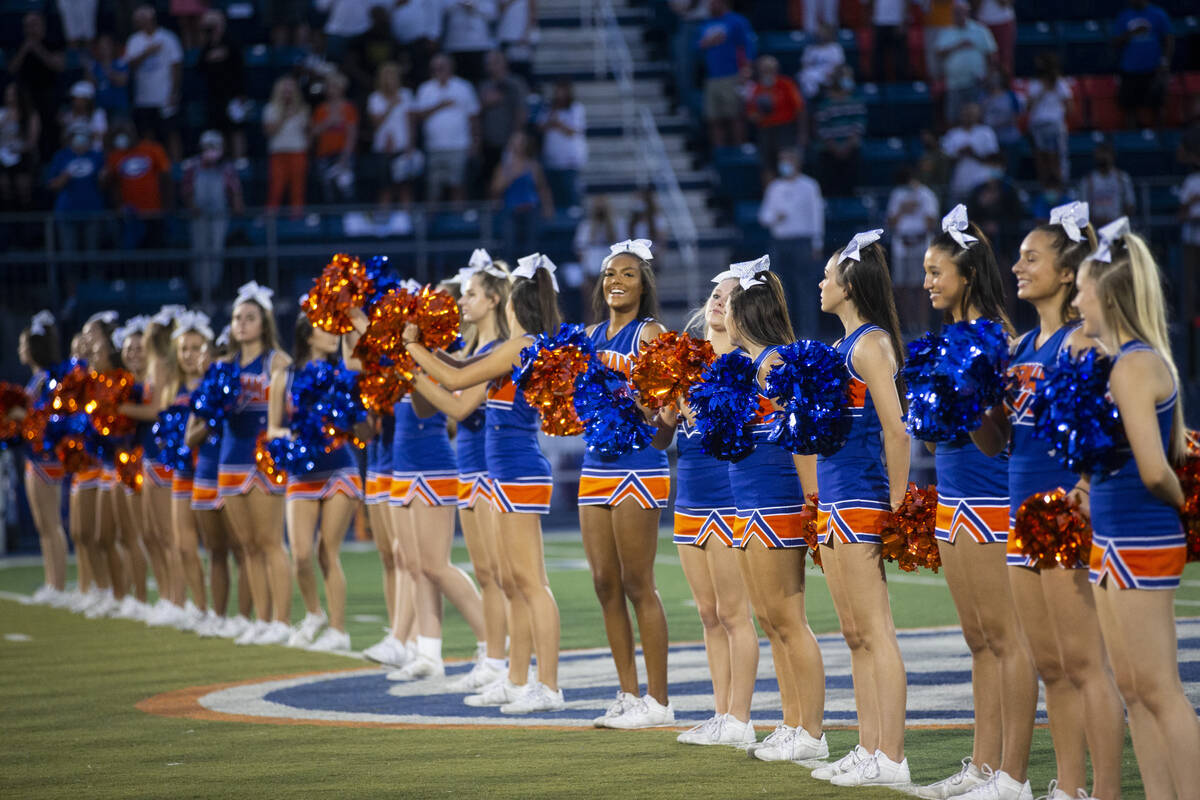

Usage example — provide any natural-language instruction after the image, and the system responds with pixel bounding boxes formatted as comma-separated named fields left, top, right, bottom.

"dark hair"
left=728, top=272, right=794, bottom=347
left=832, top=242, right=906, bottom=370
left=232, top=298, right=282, bottom=355
left=509, top=269, right=562, bottom=336
left=1030, top=221, right=1098, bottom=321
left=292, top=314, right=337, bottom=366
left=86, top=318, right=124, bottom=371
left=21, top=322, right=60, bottom=369
left=591, top=252, right=660, bottom=322
left=929, top=221, right=1014, bottom=333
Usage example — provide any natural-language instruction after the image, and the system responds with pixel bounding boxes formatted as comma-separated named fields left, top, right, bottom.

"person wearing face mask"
left=1079, top=142, right=1136, bottom=228
left=181, top=130, right=243, bottom=300
left=757, top=148, right=824, bottom=339
left=745, top=55, right=805, bottom=184
left=46, top=126, right=105, bottom=254
left=104, top=120, right=172, bottom=250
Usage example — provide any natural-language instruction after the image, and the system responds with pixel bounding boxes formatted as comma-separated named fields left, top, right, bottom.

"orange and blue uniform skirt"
left=456, top=405, right=492, bottom=511
left=1089, top=342, right=1186, bottom=590
left=934, top=439, right=1009, bottom=544
left=286, top=441, right=364, bottom=502
left=390, top=397, right=458, bottom=507
left=485, top=372, right=553, bottom=514
left=673, top=420, right=737, bottom=547
left=191, top=435, right=223, bottom=511
left=217, top=350, right=282, bottom=498
left=365, top=414, right=394, bottom=506
left=25, top=448, right=65, bottom=486
left=172, top=455, right=195, bottom=502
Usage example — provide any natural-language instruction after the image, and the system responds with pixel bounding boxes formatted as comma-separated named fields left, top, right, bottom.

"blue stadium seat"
left=1067, top=131, right=1106, bottom=177
left=1148, top=184, right=1180, bottom=215
left=133, top=278, right=190, bottom=307
left=825, top=195, right=873, bottom=225
left=881, top=82, right=935, bottom=137
left=1061, top=20, right=1112, bottom=74
left=276, top=216, right=326, bottom=243
left=1014, top=22, right=1061, bottom=77
left=1111, top=130, right=1169, bottom=177
left=857, top=83, right=888, bottom=137
left=759, top=31, right=810, bottom=76
left=428, top=212, right=482, bottom=241
left=713, top=146, right=762, bottom=202
left=860, top=137, right=910, bottom=185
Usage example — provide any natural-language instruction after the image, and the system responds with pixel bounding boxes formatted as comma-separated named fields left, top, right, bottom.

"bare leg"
left=316, top=493, right=357, bottom=631
left=580, top=504, right=638, bottom=695
left=498, top=511, right=560, bottom=689
left=172, top=496, right=207, bottom=611
left=461, top=502, right=507, bottom=660
left=413, top=502, right=485, bottom=640
left=610, top=501, right=670, bottom=705
left=286, top=498, right=322, bottom=616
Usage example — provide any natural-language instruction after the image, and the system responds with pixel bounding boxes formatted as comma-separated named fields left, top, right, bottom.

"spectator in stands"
left=1179, top=167, right=1200, bottom=368
left=1113, top=0, right=1173, bottom=129
left=696, top=0, right=756, bottom=148
left=538, top=78, right=587, bottom=211
left=757, top=147, right=823, bottom=338
left=798, top=23, right=845, bottom=99
left=496, top=0, right=537, bottom=82
left=573, top=196, right=626, bottom=321
left=980, top=68, right=1023, bottom=156
left=346, top=6, right=402, bottom=99
left=262, top=76, right=311, bottom=217
left=1079, top=140, right=1136, bottom=227
left=1027, top=175, right=1074, bottom=224
left=264, top=0, right=309, bottom=47
left=170, top=0, right=208, bottom=50
left=491, top=130, right=555, bottom=260
left=923, top=0, right=955, bottom=80
left=966, top=155, right=1023, bottom=261
left=85, top=34, right=131, bottom=121
left=125, top=5, right=183, bottom=162
left=8, top=12, right=65, bottom=163
left=941, top=101, right=998, bottom=202
left=312, top=72, right=359, bottom=204
left=315, top=0, right=376, bottom=62
left=746, top=54, right=806, bottom=185
left=974, top=0, right=1015, bottom=78
left=47, top=126, right=105, bottom=253
left=1026, top=52, right=1073, bottom=184
left=871, top=0, right=908, bottom=83
left=0, top=83, right=41, bottom=213
left=104, top=119, right=172, bottom=249
left=390, top=0, right=442, bottom=88
left=182, top=130, right=243, bottom=297
left=414, top=54, right=480, bottom=204
left=804, top=0, right=838, bottom=35
left=479, top=51, right=529, bottom=191
left=57, top=0, right=99, bottom=50
left=933, top=0, right=996, bottom=128
left=628, top=186, right=666, bottom=243
left=368, top=62, right=418, bottom=213
left=198, top=10, right=248, bottom=166
left=814, top=65, right=865, bottom=198
left=915, top=136, right=951, bottom=192
left=442, top=0, right=498, bottom=85
left=59, top=82, right=107, bottom=154
left=886, top=165, right=940, bottom=335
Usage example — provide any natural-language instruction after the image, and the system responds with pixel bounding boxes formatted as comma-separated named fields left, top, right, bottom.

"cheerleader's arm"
left=970, top=406, right=1010, bottom=457
left=1110, top=350, right=1185, bottom=510
left=410, top=374, right=488, bottom=422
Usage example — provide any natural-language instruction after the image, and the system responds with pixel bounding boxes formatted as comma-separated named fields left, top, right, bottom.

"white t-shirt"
left=368, top=88, right=415, bottom=153
left=873, top=0, right=905, bottom=27
left=441, top=0, right=496, bottom=52
left=316, top=0, right=378, bottom=37
left=125, top=27, right=183, bottom=108
left=1179, top=173, right=1200, bottom=246
left=975, top=0, right=1015, bottom=26
left=262, top=102, right=310, bottom=153
left=61, top=108, right=108, bottom=152
left=496, top=0, right=530, bottom=42
left=942, top=124, right=999, bottom=199
left=1026, top=78, right=1072, bottom=127
left=757, top=174, right=825, bottom=246
left=886, top=182, right=939, bottom=256
left=415, top=76, right=480, bottom=152
left=391, top=0, right=441, bottom=43
left=798, top=42, right=845, bottom=97
left=540, top=102, right=587, bottom=169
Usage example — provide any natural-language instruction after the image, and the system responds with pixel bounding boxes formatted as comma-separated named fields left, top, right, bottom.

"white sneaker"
left=30, top=584, right=56, bottom=604
left=445, top=659, right=507, bottom=693
left=235, top=620, right=270, bottom=646
left=287, top=611, right=328, bottom=648
left=386, top=654, right=444, bottom=681
left=917, top=758, right=991, bottom=799
left=605, top=694, right=675, bottom=729
left=464, top=678, right=525, bottom=707
left=1032, top=779, right=1067, bottom=800
left=218, top=615, right=251, bottom=639
left=713, top=714, right=757, bottom=748
left=592, top=691, right=639, bottom=728
left=363, top=635, right=409, bottom=666
left=747, top=724, right=792, bottom=759
left=46, top=588, right=72, bottom=608
left=677, top=714, right=723, bottom=745
left=253, top=620, right=292, bottom=646
left=810, top=745, right=871, bottom=781
left=830, top=749, right=911, bottom=787
left=308, top=627, right=352, bottom=653
left=195, top=611, right=224, bottom=638
left=178, top=601, right=205, bottom=631
left=500, top=682, right=565, bottom=715
left=112, top=595, right=145, bottom=620
left=84, top=591, right=118, bottom=619
left=71, top=589, right=102, bottom=613
left=754, top=725, right=827, bottom=762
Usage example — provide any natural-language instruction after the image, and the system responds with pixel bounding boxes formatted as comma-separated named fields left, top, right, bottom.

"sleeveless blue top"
left=219, top=350, right=272, bottom=465
left=727, top=347, right=806, bottom=510
left=392, top=394, right=456, bottom=473
left=485, top=335, right=551, bottom=481
left=284, top=367, right=359, bottom=477
left=456, top=339, right=497, bottom=476
left=936, top=438, right=1009, bottom=500
left=675, top=417, right=736, bottom=510
left=584, top=318, right=670, bottom=471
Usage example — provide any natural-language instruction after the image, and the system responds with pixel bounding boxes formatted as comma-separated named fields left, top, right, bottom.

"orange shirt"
left=106, top=140, right=170, bottom=213
left=313, top=100, right=359, bottom=158
left=927, top=0, right=954, bottom=28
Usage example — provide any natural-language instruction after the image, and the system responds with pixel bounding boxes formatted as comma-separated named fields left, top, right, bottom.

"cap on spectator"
left=70, top=81, right=95, bottom=100
left=200, top=129, right=224, bottom=150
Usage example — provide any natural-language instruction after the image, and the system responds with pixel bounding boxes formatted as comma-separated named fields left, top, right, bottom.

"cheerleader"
left=970, top=203, right=1123, bottom=800
left=578, top=239, right=673, bottom=729
left=1072, top=220, right=1200, bottom=799
left=915, top=208, right=1038, bottom=799
left=656, top=275, right=758, bottom=747
left=218, top=282, right=294, bottom=646
left=64, top=330, right=100, bottom=612
left=811, top=231, right=911, bottom=787
left=16, top=311, right=68, bottom=606
left=110, top=316, right=153, bottom=620
left=401, top=254, right=564, bottom=714
left=720, top=260, right=826, bottom=759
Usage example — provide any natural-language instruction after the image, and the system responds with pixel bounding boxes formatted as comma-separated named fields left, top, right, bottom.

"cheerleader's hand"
left=346, top=307, right=369, bottom=334
left=1067, top=485, right=1091, bottom=521
left=401, top=322, right=420, bottom=345
left=656, top=405, right=678, bottom=428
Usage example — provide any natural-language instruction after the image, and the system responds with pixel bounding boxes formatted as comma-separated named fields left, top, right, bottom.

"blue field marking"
left=197, top=620, right=1200, bottom=729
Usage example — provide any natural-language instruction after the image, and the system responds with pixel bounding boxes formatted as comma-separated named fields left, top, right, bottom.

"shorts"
left=816, top=500, right=890, bottom=545
left=704, top=75, right=743, bottom=121
left=426, top=148, right=469, bottom=196
left=490, top=477, right=553, bottom=514
left=1088, top=535, right=1187, bottom=590
left=1118, top=70, right=1166, bottom=112
left=736, top=506, right=809, bottom=549
left=389, top=470, right=458, bottom=507
left=457, top=472, right=493, bottom=510
left=577, top=468, right=670, bottom=510
left=674, top=507, right=738, bottom=547
left=1029, top=119, right=1066, bottom=154
left=934, top=495, right=1009, bottom=544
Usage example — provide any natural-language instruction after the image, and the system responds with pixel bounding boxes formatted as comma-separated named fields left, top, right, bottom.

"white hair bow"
left=1090, top=216, right=1130, bottom=264
left=401, top=279, right=423, bottom=293
left=468, top=248, right=494, bottom=271
left=607, top=238, right=654, bottom=262
left=941, top=204, right=978, bottom=250
left=513, top=253, right=560, bottom=293
left=840, top=229, right=884, bottom=264
left=1049, top=201, right=1090, bottom=243
left=235, top=280, right=274, bottom=312
left=86, top=310, right=118, bottom=327
left=216, top=325, right=231, bottom=348
left=112, top=315, right=150, bottom=350
left=30, top=310, right=55, bottom=336
left=151, top=304, right=187, bottom=327
left=171, top=310, right=215, bottom=342
left=713, top=255, right=771, bottom=289
left=450, top=249, right=507, bottom=285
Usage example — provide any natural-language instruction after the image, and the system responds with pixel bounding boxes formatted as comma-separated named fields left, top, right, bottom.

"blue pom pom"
left=902, top=318, right=1010, bottom=443
left=364, top=255, right=402, bottom=311
left=191, top=361, right=242, bottom=430
left=764, top=339, right=853, bottom=456
left=289, top=360, right=367, bottom=454
left=1030, top=348, right=1127, bottom=475
left=687, top=352, right=759, bottom=461
left=45, top=411, right=89, bottom=451
left=573, top=360, right=655, bottom=458
left=151, top=409, right=192, bottom=472
left=513, top=323, right=595, bottom=388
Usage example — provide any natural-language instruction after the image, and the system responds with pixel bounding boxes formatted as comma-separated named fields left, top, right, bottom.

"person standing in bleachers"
left=312, top=72, right=359, bottom=204
left=104, top=119, right=173, bottom=250
left=181, top=130, right=243, bottom=297
left=814, top=66, right=865, bottom=198
left=797, top=23, right=844, bottom=100
left=59, top=82, right=107, bottom=154
left=47, top=127, right=105, bottom=254
left=943, top=102, right=999, bottom=203
left=696, top=0, right=756, bottom=148
left=746, top=55, right=806, bottom=184
left=1113, top=0, right=1173, bottom=130
left=315, top=0, right=376, bottom=63
left=125, top=5, right=183, bottom=162
left=84, top=35, right=131, bottom=123
left=537, top=79, right=587, bottom=211
left=440, top=0, right=498, bottom=85
left=1078, top=142, right=1136, bottom=228
left=933, top=0, right=996, bottom=129
left=974, top=0, right=1015, bottom=79
left=414, top=54, right=480, bottom=205
left=197, top=11, right=248, bottom=167
left=8, top=12, right=65, bottom=165
left=1026, top=53, right=1074, bottom=186
left=757, top=148, right=823, bottom=339
left=490, top=131, right=554, bottom=261
left=389, top=0, right=443, bottom=88
left=495, top=0, right=537, bottom=83
left=262, top=76, right=311, bottom=218
left=871, top=0, right=908, bottom=83
left=885, top=166, right=940, bottom=336
left=368, top=62, right=418, bottom=215
left=57, top=0, right=99, bottom=50
left=479, top=51, right=529, bottom=192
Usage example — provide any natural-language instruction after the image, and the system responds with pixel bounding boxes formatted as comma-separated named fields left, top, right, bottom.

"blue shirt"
left=91, top=59, right=131, bottom=115
left=697, top=12, right=756, bottom=79
left=48, top=148, right=105, bottom=213
left=1115, top=4, right=1170, bottom=73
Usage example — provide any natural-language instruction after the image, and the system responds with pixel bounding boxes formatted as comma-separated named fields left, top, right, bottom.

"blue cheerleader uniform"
left=485, top=336, right=553, bottom=514
left=673, top=417, right=738, bottom=547
left=390, top=395, right=457, bottom=507
left=23, top=371, right=65, bottom=485
left=456, top=340, right=497, bottom=510
left=935, top=439, right=1010, bottom=544
left=365, top=413, right=395, bottom=506
left=217, top=350, right=283, bottom=497
left=167, top=385, right=196, bottom=501
left=282, top=368, right=363, bottom=502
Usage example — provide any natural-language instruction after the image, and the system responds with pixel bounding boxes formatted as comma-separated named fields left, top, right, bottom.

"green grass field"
left=2, top=532, right=1197, bottom=799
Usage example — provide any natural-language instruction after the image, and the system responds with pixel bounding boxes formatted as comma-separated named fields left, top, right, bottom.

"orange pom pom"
left=22, top=406, right=50, bottom=453
left=880, top=484, right=941, bottom=573
left=411, top=286, right=461, bottom=351
left=302, top=253, right=373, bottom=334
left=1012, top=488, right=1092, bottom=569
left=630, top=331, right=716, bottom=410
left=51, top=365, right=92, bottom=414
left=364, top=288, right=416, bottom=363
left=55, top=435, right=96, bottom=474
left=0, top=382, right=28, bottom=441
left=85, top=369, right=137, bottom=438
left=520, top=346, right=591, bottom=436
left=800, top=492, right=822, bottom=570
left=357, top=368, right=410, bottom=414
left=1175, top=441, right=1199, bottom=563
left=255, top=432, right=288, bottom=487
left=116, top=446, right=144, bottom=492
